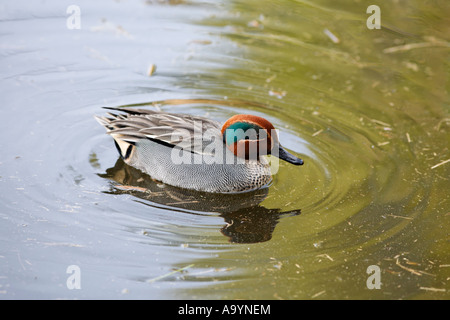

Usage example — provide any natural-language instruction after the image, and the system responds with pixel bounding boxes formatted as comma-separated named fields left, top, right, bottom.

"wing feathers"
left=95, top=107, right=222, bottom=156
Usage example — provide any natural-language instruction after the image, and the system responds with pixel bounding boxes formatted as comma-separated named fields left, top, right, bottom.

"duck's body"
left=95, top=108, right=303, bottom=193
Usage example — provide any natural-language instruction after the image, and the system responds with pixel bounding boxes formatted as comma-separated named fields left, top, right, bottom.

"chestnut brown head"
left=221, top=114, right=303, bottom=165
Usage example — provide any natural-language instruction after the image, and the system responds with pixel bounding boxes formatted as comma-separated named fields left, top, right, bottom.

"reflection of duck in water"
left=98, top=159, right=301, bottom=244
left=95, top=108, right=303, bottom=193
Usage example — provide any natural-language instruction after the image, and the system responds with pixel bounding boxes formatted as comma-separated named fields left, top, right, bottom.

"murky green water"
left=0, top=0, right=449, bottom=299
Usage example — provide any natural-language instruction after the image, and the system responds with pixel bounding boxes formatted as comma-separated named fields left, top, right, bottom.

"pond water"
left=0, top=0, right=449, bottom=299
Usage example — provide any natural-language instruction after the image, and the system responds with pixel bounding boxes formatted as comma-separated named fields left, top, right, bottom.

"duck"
left=95, top=107, right=303, bottom=193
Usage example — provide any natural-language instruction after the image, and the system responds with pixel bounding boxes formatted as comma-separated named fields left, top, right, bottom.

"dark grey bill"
left=277, top=146, right=304, bottom=165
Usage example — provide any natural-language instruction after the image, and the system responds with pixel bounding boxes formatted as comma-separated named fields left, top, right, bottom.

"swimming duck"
left=95, top=107, right=303, bottom=193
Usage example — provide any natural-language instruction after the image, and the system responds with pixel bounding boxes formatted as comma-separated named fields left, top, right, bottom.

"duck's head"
left=221, top=114, right=304, bottom=165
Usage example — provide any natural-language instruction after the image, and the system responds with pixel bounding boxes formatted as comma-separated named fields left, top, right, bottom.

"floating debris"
left=431, top=158, right=450, bottom=170
left=312, top=129, right=323, bottom=137
left=395, top=258, right=435, bottom=276
left=311, top=290, right=326, bottom=298
left=313, top=241, right=323, bottom=249
left=248, top=19, right=264, bottom=29
left=115, top=185, right=149, bottom=193
left=404, top=61, right=419, bottom=72
left=146, top=264, right=194, bottom=283
left=323, top=28, right=340, bottom=44
left=395, top=258, right=422, bottom=276
left=383, top=37, right=450, bottom=54
left=266, top=74, right=277, bottom=83
left=147, top=64, right=157, bottom=76
left=386, top=214, right=413, bottom=220
left=370, top=118, right=392, bottom=128
left=190, top=39, right=212, bottom=45
left=316, top=253, right=334, bottom=262
left=406, top=132, right=412, bottom=143
left=419, top=287, right=446, bottom=292
left=273, top=261, right=283, bottom=270
left=434, top=118, right=450, bottom=131
left=268, top=90, right=286, bottom=99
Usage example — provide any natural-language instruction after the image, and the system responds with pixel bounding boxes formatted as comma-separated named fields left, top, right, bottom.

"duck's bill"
left=277, top=146, right=304, bottom=165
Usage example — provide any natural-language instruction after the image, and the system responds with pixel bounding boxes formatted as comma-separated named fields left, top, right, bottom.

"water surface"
left=0, top=0, right=449, bottom=299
